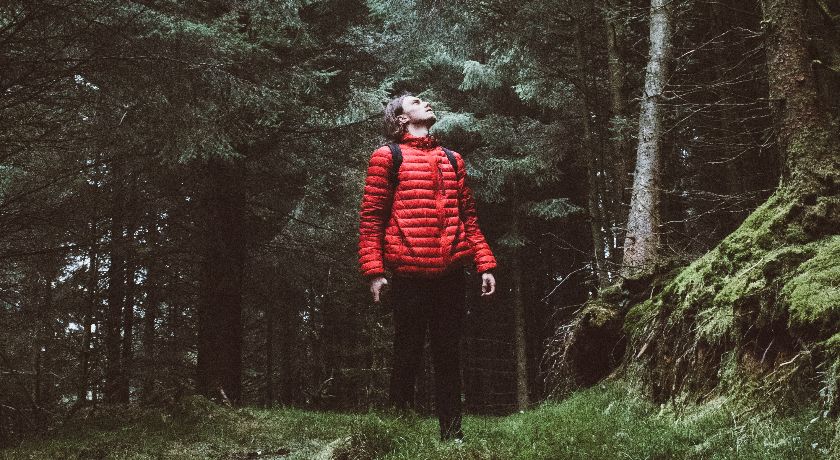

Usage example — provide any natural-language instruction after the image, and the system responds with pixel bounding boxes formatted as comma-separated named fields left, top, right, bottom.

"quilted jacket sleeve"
left=358, top=146, right=394, bottom=278
left=454, top=152, right=498, bottom=274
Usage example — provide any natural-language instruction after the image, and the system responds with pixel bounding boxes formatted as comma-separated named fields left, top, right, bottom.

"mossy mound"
left=169, top=394, right=241, bottom=425
left=623, top=183, right=840, bottom=410
left=543, top=290, right=628, bottom=399
left=329, top=416, right=403, bottom=460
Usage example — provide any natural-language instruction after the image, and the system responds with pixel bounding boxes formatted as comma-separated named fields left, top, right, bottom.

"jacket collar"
left=400, top=133, right=439, bottom=150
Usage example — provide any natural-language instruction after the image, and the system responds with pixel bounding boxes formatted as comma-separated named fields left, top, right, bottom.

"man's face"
left=399, top=96, right=436, bottom=126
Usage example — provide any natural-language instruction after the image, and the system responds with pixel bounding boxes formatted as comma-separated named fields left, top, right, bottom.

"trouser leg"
left=429, top=269, right=466, bottom=440
left=389, top=277, right=426, bottom=411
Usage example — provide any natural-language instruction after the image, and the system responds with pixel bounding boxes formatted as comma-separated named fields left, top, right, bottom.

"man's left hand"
left=481, top=272, right=496, bottom=297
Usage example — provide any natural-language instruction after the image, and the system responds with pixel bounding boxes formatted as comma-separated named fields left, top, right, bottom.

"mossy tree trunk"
left=761, top=0, right=838, bottom=189
left=754, top=0, right=838, bottom=374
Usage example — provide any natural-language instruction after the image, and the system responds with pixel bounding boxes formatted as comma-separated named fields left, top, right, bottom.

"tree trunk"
left=603, top=0, right=627, bottom=126
left=79, top=227, right=98, bottom=403
left=265, top=301, right=275, bottom=407
left=197, top=157, right=247, bottom=403
left=602, top=0, right=631, bottom=272
left=761, top=0, right=836, bottom=189
left=512, top=256, right=529, bottom=411
left=575, top=14, right=608, bottom=290
left=119, top=245, right=136, bottom=403
left=34, top=274, right=50, bottom=406
left=621, top=0, right=673, bottom=279
left=319, top=269, right=340, bottom=408
left=117, top=170, right=138, bottom=403
left=510, top=204, right=529, bottom=411
left=104, top=163, right=126, bottom=404
left=141, top=221, right=160, bottom=404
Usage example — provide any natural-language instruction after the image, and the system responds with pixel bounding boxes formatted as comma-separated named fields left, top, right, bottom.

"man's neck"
left=405, top=123, right=429, bottom=138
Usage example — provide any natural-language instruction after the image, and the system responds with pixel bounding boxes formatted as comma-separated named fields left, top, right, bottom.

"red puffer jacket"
left=358, top=133, right=497, bottom=278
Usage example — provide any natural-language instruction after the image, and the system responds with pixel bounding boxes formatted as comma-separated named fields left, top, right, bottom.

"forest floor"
left=2, top=381, right=834, bottom=459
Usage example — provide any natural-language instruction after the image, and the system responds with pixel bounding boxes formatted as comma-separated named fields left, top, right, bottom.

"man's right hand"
left=370, top=276, right=389, bottom=303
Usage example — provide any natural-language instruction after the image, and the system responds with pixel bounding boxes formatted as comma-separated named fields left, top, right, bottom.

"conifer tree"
left=621, top=0, right=674, bottom=279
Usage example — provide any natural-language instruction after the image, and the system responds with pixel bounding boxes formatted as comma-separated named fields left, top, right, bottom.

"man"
left=358, top=92, right=498, bottom=442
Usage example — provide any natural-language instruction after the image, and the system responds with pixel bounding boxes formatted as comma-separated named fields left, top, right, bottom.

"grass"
left=2, top=382, right=834, bottom=459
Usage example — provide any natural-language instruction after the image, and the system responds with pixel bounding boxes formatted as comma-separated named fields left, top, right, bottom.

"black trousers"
left=389, top=268, right=466, bottom=440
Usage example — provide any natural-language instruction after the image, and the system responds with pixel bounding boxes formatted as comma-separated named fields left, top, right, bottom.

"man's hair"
left=383, top=92, right=413, bottom=142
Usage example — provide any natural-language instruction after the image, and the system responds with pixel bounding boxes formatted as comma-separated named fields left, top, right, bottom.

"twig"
left=541, top=266, right=591, bottom=302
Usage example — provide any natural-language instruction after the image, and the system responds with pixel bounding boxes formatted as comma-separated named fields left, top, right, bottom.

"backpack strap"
left=441, top=147, right=459, bottom=177
left=386, top=143, right=459, bottom=187
left=386, top=143, right=403, bottom=188
left=440, top=146, right=465, bottom=223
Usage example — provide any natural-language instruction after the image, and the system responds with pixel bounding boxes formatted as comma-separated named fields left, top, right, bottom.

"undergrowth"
left=624, top=185, right=840, bottom=408
left=2, top=382, right=833, bottom=459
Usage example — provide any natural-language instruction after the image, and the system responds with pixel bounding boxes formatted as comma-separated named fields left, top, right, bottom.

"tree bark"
left=78, top=226, right=98, bottom=403
left=28, top=259, right=59, bottom=416
left=115, top=170, right=139, bottom=403
left=119, top=240, right=136, bottom=403
left=197, top=157, right=247, bottom=403
left=140, top=221, right=160, bottom=404
left=761, top=0, right=836, bottom=189
left=621, top=0, right=673, bottom=279
left=34, top=274, right=51, bottom=406
left=575, top=13, right=608, bottom=289
left=104, top=162, right=126, bottom=404
left=510, top=202, right=529, bottom=411
left=602, top=0, right=631, bottom=272
left=603, top=0, right=627, bottom=127
left=265, top=301, right=275, bottom=407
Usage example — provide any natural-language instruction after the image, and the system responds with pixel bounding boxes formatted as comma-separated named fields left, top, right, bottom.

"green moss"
left=821, top=333, right=840, bottom=353
left=695, top=305, right=734, bottom=343
left=598, top=283, right=625, bottom=303
left=622, top=184, right=840, bottom=406
left=707, top=245, right=813, bottom=331
left=802, top=196, right=840, bottom=237
left=712, top=266, right=764, bottom=310
left=665, top=250, right=718, bottom=313
left=580, top=300, right=619, bottom=328
left=782, top=235, right=840, bottom=329
left=170, top=394, right=237, bottom=424
left=716, top=351, right=739, bottom=388
left=330, top=415, right=407, bottom=459
left=724, top=191, right=792, bottom=253
left=653, top=188, right=817, bottom=322
left=624, top=298, right=660, bottom=336
left=833, top=421, right=840, bottom=460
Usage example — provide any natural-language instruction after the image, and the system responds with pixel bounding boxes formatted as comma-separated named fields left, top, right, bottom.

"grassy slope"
left=3, top=382, right=833, bottom=460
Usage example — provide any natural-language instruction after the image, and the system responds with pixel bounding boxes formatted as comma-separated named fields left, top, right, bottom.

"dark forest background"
left=1, top=0, right=838, bottom=446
